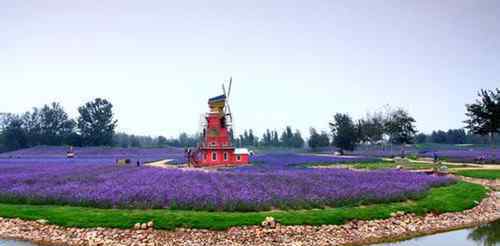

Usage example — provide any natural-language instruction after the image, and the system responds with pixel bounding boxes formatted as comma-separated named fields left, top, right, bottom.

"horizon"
left=1, top=1, right=499, bottom=138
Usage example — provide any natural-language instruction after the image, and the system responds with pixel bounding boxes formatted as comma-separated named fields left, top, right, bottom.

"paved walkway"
left=456, top=175, right=500, bottom=217
left=409, top=159, right=500, bottom=169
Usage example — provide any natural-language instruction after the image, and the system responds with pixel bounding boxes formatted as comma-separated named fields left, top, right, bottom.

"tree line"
left=413, top=129, right=499, bottom=145
left=1, top=88, right=498, bottom=153
left=325, top=107, right=418, bottom=152
left=233, top=127, right=305, bottom=148
left=0, top=98, right=117, bottom=152
left=113, top=132, right=200, bottom=148
left=429, top=89, right=499, bottom=146
left=326, top=88, right=499, bottom=151
left=228, top=106, right=418, bottom=152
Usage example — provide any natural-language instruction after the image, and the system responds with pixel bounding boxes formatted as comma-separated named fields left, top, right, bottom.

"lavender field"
left=0, top=146, right=187, bottom=165
left=419, top=149, right=500, bottom=163
left=0, top=147, right=455, bottom=212
left=345, top=145, right=500, bottom=164
left=233, top=153, right=377, bottom=172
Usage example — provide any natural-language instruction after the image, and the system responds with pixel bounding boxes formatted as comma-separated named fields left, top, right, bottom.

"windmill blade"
left=227, top=77, right=233, bottom=98
left=226, top=77, right=233, bottom=118
left=222, top=84, right=227, bottom=97
left=226, top=102, right=232, bottom=117
left=226, top=103, right=233, bottom=129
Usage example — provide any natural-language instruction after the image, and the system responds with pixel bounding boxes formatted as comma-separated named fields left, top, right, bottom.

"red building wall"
left=198, top=150, right=249, bottom=166
left=196, top=107, right=249, bottom=167
left=203, top=113, right=231, bottom=147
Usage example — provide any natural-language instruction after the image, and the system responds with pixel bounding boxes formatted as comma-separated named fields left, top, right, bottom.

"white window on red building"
left=223, top=152, right=228, bottom=161
left=237, top=155, right=241, bottom=161
left=212, top=152, right=217, bottom=161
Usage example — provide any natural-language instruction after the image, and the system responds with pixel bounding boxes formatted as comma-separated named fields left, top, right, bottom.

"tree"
left=113, top=133, right=131, bottom=147
left=446, top=129, right=466, bottom=144
left=467, top=217, right=500, bottom=246
left=415, top=133, right=427, bottom=144
left=308, top=128, right=330, bottom=150
left=261, top=129, right=273, bottom=146
left=271, top=130, right=280, bottom=146
left=0, top=113, right=10, bottom=152
left=156, top=136, right=168, bottom=147
left=384, top=108, right=417, bottom=145
left=280, top=126, right=294, bottom=147
left=465, top=89, right=500, bottom=152
left=178, top=132, right=198, bottom=147
left=22, top=108, right=42, bottom=146
left=129, top=135, right=141, bottom=147
left=39, top=102, right=75, bottom=145
left=65, top=132, right=83, bottom=147
left=357, top=112, right=385, bottom=144
left=291, top=130, right=305, bottom=148
left=248, top=129, right=258, bottom=146
left=77, top=98, right=117, bottom=146
left=330, top=113, right=357, bottom=151
left=430, top=130, right=447, bottom=144
left=1, top=114, right=28, bottom=151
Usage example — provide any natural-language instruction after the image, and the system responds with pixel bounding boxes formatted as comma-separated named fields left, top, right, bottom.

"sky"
left=0, top=0, right=499, bottom=138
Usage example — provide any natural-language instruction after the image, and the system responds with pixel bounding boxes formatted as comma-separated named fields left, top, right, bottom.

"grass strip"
left=0, top=182, right=486, bottom=230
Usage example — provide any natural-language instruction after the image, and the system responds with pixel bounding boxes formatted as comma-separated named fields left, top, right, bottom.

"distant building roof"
left=235, top=148, right=250, bottom=155
left=208, top=94, right=226, bottom=104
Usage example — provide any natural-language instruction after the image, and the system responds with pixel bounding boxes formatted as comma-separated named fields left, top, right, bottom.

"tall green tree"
left=430, top=130, right=447, bottom=143
left=465, top=88, right=500, bottom=156
left=129, top=135, right=141, bottom=147
left=446, top=129, right=466, bottom=144
left=156, top=136, right=168, bottom=147
left=248, top=129, right=258, bottom=146
left=1, top=114, right=28, bottom=151
left=415, top=133, right=427, bottom=144
left=77, top=98, right=117, bottom=146
left=261, top=129, right=273, bottom=146
left=384, top=108, right=417, bottom=145
left=308, top=128, right=330, bottom=150
left=177, top=132, right=199, bottom=147
left=330, top=113, right=357, bottom=151
left=357, top=113, right=385, bottom=144
left=271, top=130, right=280, bottom=146
left=39, top=102, right=75, bottom=145
left=280, top=126, right=294, bottom=147
left=291, top=130, right=305, bottom=148
left=0, top=113, right=10, bottom=152
left=21, top=108, right=42, bottom=146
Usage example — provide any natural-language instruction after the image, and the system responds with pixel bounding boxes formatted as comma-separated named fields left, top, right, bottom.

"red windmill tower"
left=187, top=78, right=250, bottom=167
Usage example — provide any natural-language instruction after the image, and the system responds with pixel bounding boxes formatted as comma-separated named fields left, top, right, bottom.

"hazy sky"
left=1, top=0, right=499, bottom=138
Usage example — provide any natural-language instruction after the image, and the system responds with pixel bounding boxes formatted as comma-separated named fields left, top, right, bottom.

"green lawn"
left=454, top=170, right=500, bottom=180
left=0, top=182, right=486, bottom=230
left=348, top=161, right=471, bottom=170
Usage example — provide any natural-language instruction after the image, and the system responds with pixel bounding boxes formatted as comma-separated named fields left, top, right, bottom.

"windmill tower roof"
left=208, top=94, right=226, bottom=104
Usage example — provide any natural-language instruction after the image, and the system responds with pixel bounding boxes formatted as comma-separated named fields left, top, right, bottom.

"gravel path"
left=1, top=191, right=499, bottom=246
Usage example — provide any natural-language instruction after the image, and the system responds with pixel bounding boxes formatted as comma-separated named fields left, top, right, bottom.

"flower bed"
left=0, top=146, right=187, bottom=165
left=420, top=149, right=500, bottom=163
left=0, top=162, right=454, bottom=211
left=230, top=153, right=378, bottom=172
